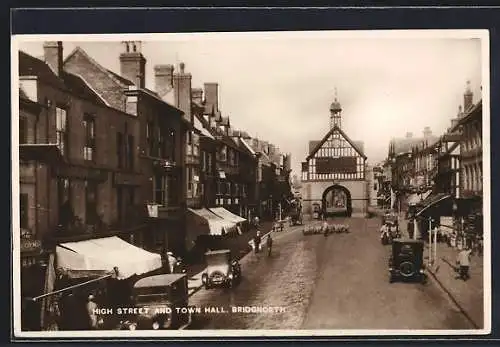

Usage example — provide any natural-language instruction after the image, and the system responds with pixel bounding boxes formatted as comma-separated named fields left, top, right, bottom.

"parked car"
left=121, top=274, right=194, bottom=330
left=202, top=249, right=241, bottom=289
left=388, top=239, right=427, bottom=284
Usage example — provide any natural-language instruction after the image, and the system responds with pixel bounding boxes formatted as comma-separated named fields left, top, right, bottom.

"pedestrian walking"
left=322, top=220, right=329, bottom=237
left=266, top=234, right=273, bottom=257
left=253, top=231, right=262, bottom=254
left=86, top=294, right=99, bottom=329
left=253, top=216, right=260, bottom=229
left=166, top=251, right=177, bottom=274
left=456, top=247, right=472, bottom=281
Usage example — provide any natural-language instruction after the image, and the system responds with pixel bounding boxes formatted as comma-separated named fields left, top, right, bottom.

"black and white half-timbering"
left=11, top=30, right=490, bottom=338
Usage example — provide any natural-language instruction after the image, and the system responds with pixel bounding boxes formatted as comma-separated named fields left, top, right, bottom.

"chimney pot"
left=43, top=41, right=63, bottom=76
left=154, top=64, right=174, bottom=97
left=204, top=83, right=219, bottom=112
left=119, top=41, right=146, bottom=88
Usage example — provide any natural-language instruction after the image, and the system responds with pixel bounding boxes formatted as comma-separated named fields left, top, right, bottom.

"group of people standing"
left=253, top=230, right=273, bottom=257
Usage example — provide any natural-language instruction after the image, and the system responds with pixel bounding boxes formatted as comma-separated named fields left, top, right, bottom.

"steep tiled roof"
left=19, top=51, right=66, bottom=90
left=309, top=141, right=320, bottom=154
left=61, top=72, right=107, bottom=105
left=391, top=135, right=438, bottom=155
left=19, top=51, right=107, bottom=105
left=106, top=68, right=135, bottom=86
left=307, top=125, right=367, bottom=160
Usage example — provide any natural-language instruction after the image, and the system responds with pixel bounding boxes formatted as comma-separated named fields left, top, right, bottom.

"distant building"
left=300, top=92, right=369, bottom=218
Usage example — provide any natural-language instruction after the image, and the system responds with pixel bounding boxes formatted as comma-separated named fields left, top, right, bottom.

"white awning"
left=56, top=236, right=163, bottom=279
left=209, top=207, right=246, bottom=223
left=187, top=208, right=236, bottom=235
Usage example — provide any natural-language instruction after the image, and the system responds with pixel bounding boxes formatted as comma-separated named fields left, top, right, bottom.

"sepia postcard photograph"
left=11, top=29, right=490, bottom=338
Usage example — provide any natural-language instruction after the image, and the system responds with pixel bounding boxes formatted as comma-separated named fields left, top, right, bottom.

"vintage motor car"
left=201, top=249, right=241, bottom=289
left=388, top=239, right=427, bottom=283
left=121, top=274, right=194, bottom=330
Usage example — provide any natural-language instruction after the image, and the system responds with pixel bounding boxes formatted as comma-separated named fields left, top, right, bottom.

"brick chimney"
left=464, top=80, right=473, bottom=111
left=192, top=88, right=203, bottom=104
left=423, top=126, right=432, bottom=138
left=43, top=41, right=63, bottom=76
left=119, top=41, right=146, bottom=88
left=154, top=64, right=174, bottom=98
left=204, top=83, right=219, bottom=113
left=173, top=62, right=192, bottom=123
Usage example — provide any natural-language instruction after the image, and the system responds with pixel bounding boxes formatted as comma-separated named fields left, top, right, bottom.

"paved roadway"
left=188, top=217, right=474, bottom=330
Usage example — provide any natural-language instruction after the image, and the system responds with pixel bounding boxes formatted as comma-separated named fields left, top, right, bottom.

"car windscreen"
left=206, top=253, right=230, bottom=266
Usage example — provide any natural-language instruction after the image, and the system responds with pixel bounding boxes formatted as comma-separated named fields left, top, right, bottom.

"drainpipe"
left=34, top=110, right=40, bottom=239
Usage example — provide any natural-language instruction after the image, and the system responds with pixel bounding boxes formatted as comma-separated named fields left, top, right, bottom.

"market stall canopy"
left=209, top=207, right=247, bottom=224
left=187, top=208, right=237, bottom=236
left=56, top=236, right=163, bottom=279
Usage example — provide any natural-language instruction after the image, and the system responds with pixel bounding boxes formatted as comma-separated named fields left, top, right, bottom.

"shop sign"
left=21, top=237, right=42, bottom=254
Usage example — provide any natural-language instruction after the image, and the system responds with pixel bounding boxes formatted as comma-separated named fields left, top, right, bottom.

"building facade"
left=64, top=41, right=189, bottom=256
left=300, top=96, right=369, bottom=218
left=387, top=82, right=483, bottom=246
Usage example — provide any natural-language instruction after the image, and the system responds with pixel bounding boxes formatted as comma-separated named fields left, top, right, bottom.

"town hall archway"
left=322, top=185, right=352, bottom=217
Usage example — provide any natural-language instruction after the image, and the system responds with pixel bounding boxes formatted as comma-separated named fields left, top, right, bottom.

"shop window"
left=146, top=121, right=156, bottom=157
left=85, top=180, right=98, bottom=225
left=207, top=153, right=212, bottom=173
left=166, top=128, right=176, bottom=162
left=20, top=193, right=28, bottom=229
left=58, top=178, right=72, bottom=226
left=193, top=133, right=199, bottom=156
left=154, top=174, right=166, bottom=205
left=56, top=107, right=68, bottom=156
left=126, top=134, right=135, bottom=169
left=116, top=132, right=123, bottom=168
left=186, top=131, right=193, bottom=155
left=19, top=117, right=27, bottom=144
left=83, top=114, right=96, bottom=161
left=187, top=167, right=193, bottom=197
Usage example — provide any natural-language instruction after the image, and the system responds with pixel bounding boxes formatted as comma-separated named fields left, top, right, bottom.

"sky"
left=16, top=31, right=484, bottom=176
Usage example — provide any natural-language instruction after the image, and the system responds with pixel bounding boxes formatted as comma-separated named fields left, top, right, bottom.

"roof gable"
left=306, top=125, right=367, bottom=160
left=64, top=47, right=129, bottom=88
left=19, top=51, right=66, bottom=90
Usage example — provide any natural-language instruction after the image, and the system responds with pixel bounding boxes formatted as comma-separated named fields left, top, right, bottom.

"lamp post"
left=428, top=217, right=433, bottom=267
left=452, top=200, right=458, bottom=249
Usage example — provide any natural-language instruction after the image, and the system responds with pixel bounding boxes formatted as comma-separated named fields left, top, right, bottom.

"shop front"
left=34, top=236, right=163, bottom=331
left=20, top=232, right=46, bottom=331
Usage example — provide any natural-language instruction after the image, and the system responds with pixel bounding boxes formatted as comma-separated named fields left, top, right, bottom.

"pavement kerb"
left=425, top=262, right=480, bottom=329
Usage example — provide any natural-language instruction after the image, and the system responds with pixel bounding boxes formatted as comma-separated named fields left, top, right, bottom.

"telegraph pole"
left=428, top=217, right=433, bottom=266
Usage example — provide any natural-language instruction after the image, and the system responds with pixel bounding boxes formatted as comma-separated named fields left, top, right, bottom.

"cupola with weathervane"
left=330, top=87, right=343, bottom=129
